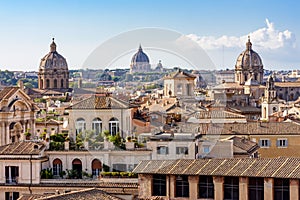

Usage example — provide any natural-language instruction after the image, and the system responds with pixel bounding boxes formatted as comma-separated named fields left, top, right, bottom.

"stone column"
left=213, top=176, right=224, bottom=200
left=6, top=125, right=10, bottom=144
left=169, top=175, right=176, bottom=198
left=264, top=177, right=274, bottom=200
left=1, top=122, right=5, bottom=145
left=188, top=175, right=199, bottom=200
left=290, top=179, right=299, bottom=200
left=166, top=175, right=170, bottom=197
left=239, top=177, right=248, bottom=200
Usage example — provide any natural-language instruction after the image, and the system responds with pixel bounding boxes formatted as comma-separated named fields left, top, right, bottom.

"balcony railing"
left=6, top=177, right=18, bottom=184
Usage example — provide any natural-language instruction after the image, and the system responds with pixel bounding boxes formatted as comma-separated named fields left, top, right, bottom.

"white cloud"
left=187, top=19, right=296, bottom=51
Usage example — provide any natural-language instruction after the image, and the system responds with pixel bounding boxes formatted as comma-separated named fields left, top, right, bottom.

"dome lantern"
left=50, top=38, right=57, bottom=52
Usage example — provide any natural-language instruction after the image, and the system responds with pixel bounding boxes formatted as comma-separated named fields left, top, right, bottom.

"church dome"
left=235, top=36, right=263, bottom=70
left=39, top=38, right=68, bottom=70
left=131, top=45, right=150, bottom=63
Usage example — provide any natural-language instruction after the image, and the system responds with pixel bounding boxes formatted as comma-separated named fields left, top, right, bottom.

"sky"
left=0, top=0, right=299, bottom=71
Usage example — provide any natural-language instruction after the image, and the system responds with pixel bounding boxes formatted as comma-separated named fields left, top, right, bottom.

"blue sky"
left=0, top=0, right=299, bottom=71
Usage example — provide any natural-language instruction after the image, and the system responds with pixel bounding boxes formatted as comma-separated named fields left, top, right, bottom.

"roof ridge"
left=196, top=159, right=211, bottom=174
left=168, top=160, right=181, bottom=174
left=288, top=158, right=300, bottom=178
left=182, top=159, right=197, bottom=174
left=211, top=159, right=227, bottom=174
left=225, top=159, right=242, bottom=176
left=256, top=159, right=272, bottom=176
left=271, top=158, right=289, bottom=177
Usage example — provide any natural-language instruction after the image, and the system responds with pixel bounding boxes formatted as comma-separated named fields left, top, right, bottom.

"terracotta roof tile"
left=133, top=157, right=300, bottom=179
left=69, top=95, right=129, bottom=109
left=0, top=141, right=45, bottom=155
left=36, top=188, right=124, bottom=200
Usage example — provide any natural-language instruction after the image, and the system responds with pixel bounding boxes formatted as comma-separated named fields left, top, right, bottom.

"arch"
left=53, top=158, right=62, bottom=176
left=75, top=118, right=86, bottom=135
left=72, top=159, right=82, bottom=178
left=9, top=122, right=22, bottom=143
left=109, top=117, right=119, bottom=136
left=91, top=159, right=102, bottom=177
left=46, top=79, right=50, bottom=88
left=92, top=118, right=102, bottom=135
left=54, top=79, right=57, bottom=88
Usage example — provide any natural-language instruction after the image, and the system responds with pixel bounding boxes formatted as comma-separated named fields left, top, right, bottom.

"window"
left=112, top=164, right=126, bottom=172
left=198, top=176, right=214, bottom=199
left=75, top=118, right=86, bottom=135
left=157, top=146, right=168, bottom=155
left=53, top=159, right=62, bottom=176
left=54, top=79, right=57, bottom=88
left=5, top=166, right=19, bottom=184
left=259, top=139, right=270, bottom=147
left=277, top=139, right=288, bottom=147
left=175, top=175, right=189, bottom=197
left=177, top=84, right=182, bottom=95
left=274, top=178, right=289, bottom=200
left=92, top=118, right=102, bottom=135
left=109, top=117, right=119, bottom=136
left=61, top=79, right=64, bottom=88
left=46, top=79, right=50, bottom=88
left=224, top=177, right=239, bottom=200
left=248, top=177, right=264, bottom=200
left=5, top=192, right=19, bottom=200
left=203, top=145, right=210, bottom=153
left=152, top=175, right=166, bottom=196
left=176, top=147, right=188, bottom=155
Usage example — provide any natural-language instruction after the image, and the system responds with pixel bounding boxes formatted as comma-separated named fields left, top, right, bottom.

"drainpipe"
left=29, top=154, right=32, bottom=194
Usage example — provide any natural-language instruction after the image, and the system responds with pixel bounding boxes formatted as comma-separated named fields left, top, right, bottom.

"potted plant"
left=24, top=129, right=31, bottom=140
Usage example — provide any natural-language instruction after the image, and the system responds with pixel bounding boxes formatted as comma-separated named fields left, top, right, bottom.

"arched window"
left=53, top=158, right=62, bottom=176
left=46, top=79, right=50, bottom=88
left=61, top=79, right=64, bottom=88
left=109, top=117, right=119, bottom=136
left=91, top=159, right=102, bottom=177
left=75, top=118, right=86, bottom=135
left=92, top=118, right=102, bottom=135
left=40, top=79, right=43, bottom=89
left=54, top=79, right=57, bottom=88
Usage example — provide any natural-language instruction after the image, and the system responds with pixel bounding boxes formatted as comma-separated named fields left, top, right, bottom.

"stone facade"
left=164, top=69, right=196, bottom=97
left=0, top=87, right=38, bottom=145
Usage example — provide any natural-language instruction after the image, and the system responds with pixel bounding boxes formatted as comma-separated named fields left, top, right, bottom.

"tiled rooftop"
left=0, top=87, right=19, bottom=100
left=0, top=141, right=45, bottom=155
left=36, top=188, right=124, bottom=200
left=68, top=95, right=129, bottom=109
left=164, top=69, right=196, bottom=79
left=133, top=158, right=300, bottom=178
left=195, top=121, right=300, bottom=136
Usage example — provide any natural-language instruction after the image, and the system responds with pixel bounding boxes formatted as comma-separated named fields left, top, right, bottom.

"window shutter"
left=259, top=140, right=262, bottom=147
left=268, top=140, right=271, bottom=147
left=276, top=140, right=279, bottom=147
left=286, top=139, right=288, bottom=147
left=166, top=147, right=169, bottom=154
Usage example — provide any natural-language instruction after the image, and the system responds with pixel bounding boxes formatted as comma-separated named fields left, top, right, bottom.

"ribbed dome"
left=235, top=37, right=263, bottom=70
left=131, top=45, right=149, bottom=63
left=39, top=38, right=68, bottom=70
